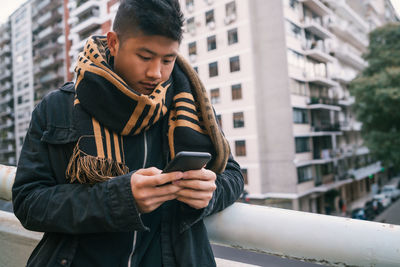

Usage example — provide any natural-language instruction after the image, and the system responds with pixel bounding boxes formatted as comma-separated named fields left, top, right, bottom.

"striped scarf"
left=66, top=36, right=230, bottom=184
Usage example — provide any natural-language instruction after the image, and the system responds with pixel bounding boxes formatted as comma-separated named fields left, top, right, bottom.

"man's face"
left=107, top=32, right=179, bottom=95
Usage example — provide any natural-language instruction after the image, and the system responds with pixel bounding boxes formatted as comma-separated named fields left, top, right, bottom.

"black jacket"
left=12, top=82, right=244, bottom=267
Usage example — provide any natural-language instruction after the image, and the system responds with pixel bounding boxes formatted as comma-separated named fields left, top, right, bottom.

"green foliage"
left=349, top=23, right=400, bottom=170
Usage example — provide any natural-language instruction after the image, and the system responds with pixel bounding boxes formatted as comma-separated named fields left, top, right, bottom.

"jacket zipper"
left=127, top=132, right=148, bottom=267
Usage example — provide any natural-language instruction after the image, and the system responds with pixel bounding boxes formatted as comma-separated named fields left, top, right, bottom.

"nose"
left=146, top=60, right=162, bottom=80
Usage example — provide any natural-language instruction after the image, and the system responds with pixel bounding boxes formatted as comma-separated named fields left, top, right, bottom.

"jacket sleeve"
left=12, top=98, right=147, bottom=234
left=179, top=153, right=244, bottom=233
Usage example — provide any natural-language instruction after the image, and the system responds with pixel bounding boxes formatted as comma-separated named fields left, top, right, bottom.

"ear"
left=107, top=32, right=119, bottom=56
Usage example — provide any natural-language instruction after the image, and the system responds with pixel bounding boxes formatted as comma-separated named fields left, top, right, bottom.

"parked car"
left=382, top=185, right=400, bottom=201
left=351, top=208, right=367, bottom=220
left=364, top=200, right=383, bottom=218
left=373, top=194, right=391, bottom=208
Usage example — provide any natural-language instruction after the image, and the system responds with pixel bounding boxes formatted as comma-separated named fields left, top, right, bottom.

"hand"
left=130, top=167, right=183, bottom=213
left=173, top=168, right=217, bottom=210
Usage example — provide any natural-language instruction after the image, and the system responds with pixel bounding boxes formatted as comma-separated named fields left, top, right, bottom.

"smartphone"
left=162, top=151, right=212, bottom=173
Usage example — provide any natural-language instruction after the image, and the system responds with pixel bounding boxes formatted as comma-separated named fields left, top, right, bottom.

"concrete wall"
left=249, top=0, right=297, bottom=194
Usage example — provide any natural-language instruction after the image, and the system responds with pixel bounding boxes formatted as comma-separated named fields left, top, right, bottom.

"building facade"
left=10, top=2, right=35, bottom=162
left=0, top=20, right=15, bottom=166
left=179, top=0, right=398, bottom=212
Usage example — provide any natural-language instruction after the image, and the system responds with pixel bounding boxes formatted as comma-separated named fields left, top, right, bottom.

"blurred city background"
left=1, top=0, right=400, bottom=266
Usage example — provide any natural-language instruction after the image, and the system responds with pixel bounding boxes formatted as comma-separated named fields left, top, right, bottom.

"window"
left=216, top=114, right=222, bottom=129
left=229, top=56, right=240, bottom=72
left=321, top=163, right=333, bottom=176
left=210, top=88, right=220, bottom=104
left=188, top=41, right=197, bottom=56
left=298, top=165, right=312, bottom=183
left=209, top=61, right=218, bottom=77
left=17, top=96, right=23, bottom=104
left=193, top=66, right=199, bottom=73
left=235, top=140, right=246, bottom=156
left=290, top=79, right=307, bottom=96
left=231, top=83, right=242, bottom=100
left=241, top=168, right=248, bottom=184
left=288, top=0, right=299, bottom=10
left=205, top=10, right=215, bottom=25
left=293, top=108, right=308, bottom=124
left=286, top=20, right=302, bottom=40
left=233, top=112, right=244, bottom=128
left=295, top=137, right=310, bottom=153
left=186, top=0, right=194, bottom=8
left=226, top=1, right=237, bottom=17
left=207, top=35, right=216, bottom=51
left=186, top=17, right=195, bottom=33
left=228, top=28, right=238, bottom=45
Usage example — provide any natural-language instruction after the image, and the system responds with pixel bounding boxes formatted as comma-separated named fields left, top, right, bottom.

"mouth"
left=139, top=82, right=158, bottom=91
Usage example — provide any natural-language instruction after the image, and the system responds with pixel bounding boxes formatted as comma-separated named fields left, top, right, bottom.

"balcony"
left=2, top=81, right=12, bottom=91
left=299, top=0, right=331, bottom=16
left=70, top=16, right=103, bottom=35
left=1, top=45, right=11, bottom=55
left=69, top=0, right=102, bottom=19
left=328, top=17, right=368, bottom=51
left=0, top=70, right=11, bottom=81
left=2, top=57, right=11, bottom=66
left=32, top=0, right=60, bottom=17
left=0, top=31, right=11, bottom=45
left=323, top=0, right=369, bottom=33
left=311, top=123, right=341, bottom=133
left=331, top=43, right=367, bottom=71
left=0, top=106, right=12, bottom=117
left=330, top=68, right=357, bottom=84
left=303, top=16, right=333, bottom=39
left=303, top=40, right=334, bottom=63
left=36, top=11, right=52, bottom=27
left=306, top=75, right=338, bottom=88
left=307, top=97, right=341, bottom=111
left=35, top=41, right=59, bottom=57
left=338, top=96, right=355, bottom=106
left=38, top=68, right=64, bottom=84
left=348, top=162, right=382, bottom=181
left=0, top=119, right=13, bottom=130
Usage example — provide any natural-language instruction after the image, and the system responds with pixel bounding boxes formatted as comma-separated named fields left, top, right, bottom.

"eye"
left=138, top=54, right=151, bottom=61
left=163, top=59, right=173, bottom=64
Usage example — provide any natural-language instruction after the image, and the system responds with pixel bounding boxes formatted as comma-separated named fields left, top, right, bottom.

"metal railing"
left=1, top=164, right=399, bottom=266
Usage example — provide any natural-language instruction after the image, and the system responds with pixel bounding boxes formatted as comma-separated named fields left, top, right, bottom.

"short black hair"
left=113, top=0, right=184, bottom=43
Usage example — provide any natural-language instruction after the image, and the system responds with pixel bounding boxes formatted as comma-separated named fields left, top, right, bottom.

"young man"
left=12, top=0, right=244, bottom=266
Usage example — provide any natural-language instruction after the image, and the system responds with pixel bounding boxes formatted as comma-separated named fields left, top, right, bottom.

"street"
left=374, top=197, right=400, bottom=225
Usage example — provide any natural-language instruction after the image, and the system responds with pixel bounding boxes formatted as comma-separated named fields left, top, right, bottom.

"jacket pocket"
left=41, top=126, right=78, bottom=145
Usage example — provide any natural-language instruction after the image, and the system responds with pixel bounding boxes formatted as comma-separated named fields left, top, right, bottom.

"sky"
left=0, top=0, right=400, bottom=24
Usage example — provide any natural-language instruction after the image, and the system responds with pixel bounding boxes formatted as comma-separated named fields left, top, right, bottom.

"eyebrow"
left=138, top=47, right=177, bottom=58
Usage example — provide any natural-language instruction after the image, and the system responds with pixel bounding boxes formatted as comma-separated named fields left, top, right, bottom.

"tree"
left=349, top=23, right=400, bottom=170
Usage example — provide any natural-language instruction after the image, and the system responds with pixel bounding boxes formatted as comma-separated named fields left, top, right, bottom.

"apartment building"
left=66, top=0, right=119, bottom=78
left=179, top=0, right=398, bottom=213
left=0, top=20, right=16, bottom=166
left=10, top=2, right=35, bottom=162
left=32, top=0, right=65, bottom=105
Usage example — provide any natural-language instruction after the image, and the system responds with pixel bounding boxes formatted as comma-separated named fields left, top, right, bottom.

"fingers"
left=176, top=196, right=210, bottom=210
left=133, top=168, right=183, bottom=187
left=175, top=188, right=213, bottom=200
left=135, top=167, right=162, bottom=176
left=173, top=179, right=216, bottom=191
left=182, top=168, right=216, bottom=181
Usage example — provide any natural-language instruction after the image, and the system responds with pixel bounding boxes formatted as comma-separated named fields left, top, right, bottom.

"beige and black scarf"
left=66, top=36, right=230, bottom=184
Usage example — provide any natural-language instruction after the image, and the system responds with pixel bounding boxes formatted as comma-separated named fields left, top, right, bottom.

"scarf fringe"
left=66, top=143, right=129, bottom=184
